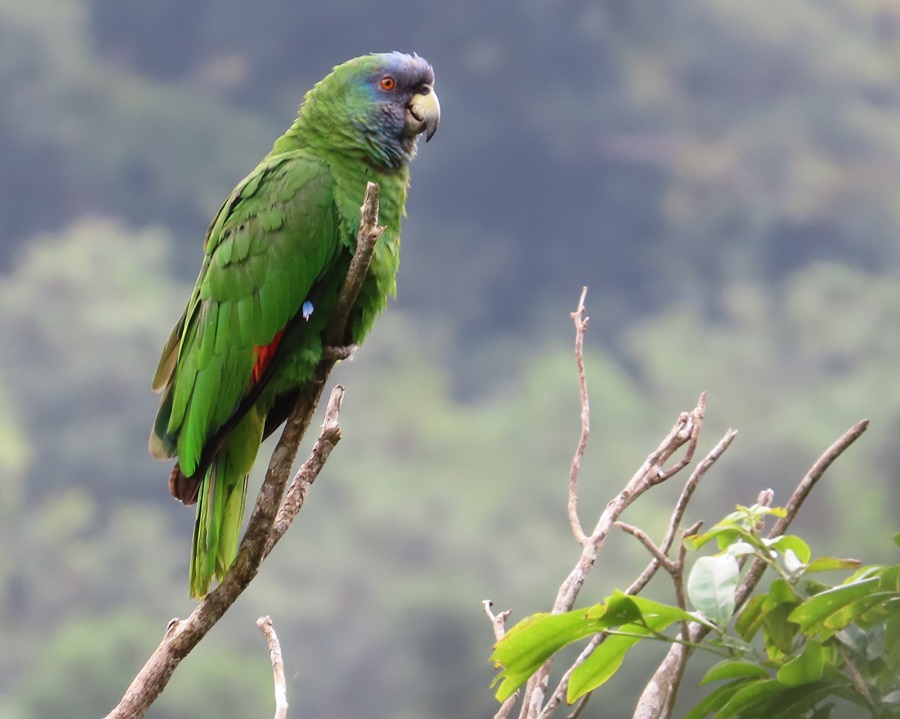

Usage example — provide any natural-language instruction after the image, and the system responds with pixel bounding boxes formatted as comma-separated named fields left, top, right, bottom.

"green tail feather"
left=189, top=410, right=262, bottom=599
left=190, top=462, right=248, bottom=598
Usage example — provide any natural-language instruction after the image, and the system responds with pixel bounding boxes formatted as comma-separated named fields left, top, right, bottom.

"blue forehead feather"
left=369, top=52, right=434, bottom=85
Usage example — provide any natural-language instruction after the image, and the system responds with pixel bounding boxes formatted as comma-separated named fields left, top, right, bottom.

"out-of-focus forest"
left=1, top=1, right=899, bottom=717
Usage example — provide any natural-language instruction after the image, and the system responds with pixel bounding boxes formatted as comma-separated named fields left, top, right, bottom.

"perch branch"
left=103, top=182, right=384, bottom=719
left=257, top=616, right=289, bottom=719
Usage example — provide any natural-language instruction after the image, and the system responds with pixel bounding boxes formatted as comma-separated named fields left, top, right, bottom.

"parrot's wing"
left=150, top=151, right=338, bottom=476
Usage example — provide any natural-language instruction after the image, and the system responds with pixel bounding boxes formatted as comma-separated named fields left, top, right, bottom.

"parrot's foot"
left=323, top=344, right=357, bottom=361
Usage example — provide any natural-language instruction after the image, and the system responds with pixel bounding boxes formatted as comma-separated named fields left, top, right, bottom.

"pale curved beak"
left=406, top=87, right=441, bottom=142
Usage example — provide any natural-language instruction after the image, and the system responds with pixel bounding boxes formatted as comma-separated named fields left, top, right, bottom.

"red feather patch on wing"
left=251, top=330, right=284, bottom=386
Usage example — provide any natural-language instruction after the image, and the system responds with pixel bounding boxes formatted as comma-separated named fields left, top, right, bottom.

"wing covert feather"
left=167, top=152, right=338, bottom=476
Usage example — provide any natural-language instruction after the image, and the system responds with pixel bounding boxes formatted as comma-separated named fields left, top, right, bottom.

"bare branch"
left=257, top=616, right=289, bottom=719
left=730, top=419, right=869, bottom=613
left=550, top=397, right=704, bottom=620
left=495, top=695, right=520, bottom=719
left=567, top=287, right=590, bottom=546
left=616, top=522, right=676, bottom=572
left=625, top=429, right=736, bottom=597
left=520, top=393, right=707, bottom=718
left=654, top=393, right=705, bottom=484
left=664, top=429, right=736, bottom=548
left=483, top=600, right=512, bottom=642
left=266, top=386, right=345, bottom=556
left=766, top=419, right=868, bottom=540
left=327, top=182, right=384, bottom=346
left=567, top=694, right=592, bottom=719
left=536, top=634, right=603, bottom=719
left=103, top=183, right=384, bottom=719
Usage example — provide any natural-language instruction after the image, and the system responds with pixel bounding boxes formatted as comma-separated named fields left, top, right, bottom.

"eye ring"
left=380, top=75, right=396, bottom=91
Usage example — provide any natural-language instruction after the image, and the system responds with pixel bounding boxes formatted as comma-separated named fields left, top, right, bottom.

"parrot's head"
left=302, top=52, right=440, bottom=170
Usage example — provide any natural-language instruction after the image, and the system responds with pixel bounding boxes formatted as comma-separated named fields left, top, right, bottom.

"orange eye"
left=380, top=76, right=396, bottom=90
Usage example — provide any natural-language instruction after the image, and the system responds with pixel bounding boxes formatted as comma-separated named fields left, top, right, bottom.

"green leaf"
left=756, top=579, right=801, bottom=659
left=879, top=565, right=900, bottom=592
left=767, top=578, right=799, bottom=605
left=766, top=683, right=841, bottom=719
left=567, top=612, right=677, bottom=702
left=491, top=591, right=700, bottom=702
left=776, top=640, right=825, bottom=687
left=491, top=610, right=597, bottom=701
left=585, top=592, right=643, bottom=625
left=804, top=557, right=862, bottom=574
left=838, top=592, right=899, bottom=628
left=765, top=535, right=811, bottom=564
left=763, top=601, right=800, bottom=658
left=789, top=577, right=881, bottom=635
left=701, top=660, right=770, bottom=685
left=726, top=541, right=756, bottom=558
left=625, top=593, right=705, bottom=627
left=684, top=680, right=754, bottom=719
left=719, top=633, right=755, bottom=655
left=711, top=678, right=784, bottom=718
left=688, top=555, right=740, bottom=625
left=685, top=526, right=742, bottom=551
left=736, top=595, right=765, bottom=640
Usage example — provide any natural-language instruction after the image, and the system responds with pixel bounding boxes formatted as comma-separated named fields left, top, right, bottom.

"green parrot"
left=149, top=52, right=440, bottom=598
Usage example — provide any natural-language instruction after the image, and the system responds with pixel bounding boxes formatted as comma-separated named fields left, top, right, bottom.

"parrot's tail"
left=190, top=460, right=249, bottom=599
left=188, top=409, right=263, bottom=599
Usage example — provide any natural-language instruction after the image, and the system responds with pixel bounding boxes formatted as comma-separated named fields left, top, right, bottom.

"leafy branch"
left=487, top=288, right=876, bottom=719
left=102, top=182, right=384, bottom=719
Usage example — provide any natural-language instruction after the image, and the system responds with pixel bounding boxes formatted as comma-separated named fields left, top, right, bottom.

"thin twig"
left=495, top=694, right=520, bottom=719
left=654, top=394, right=705, bottom=483
left=567, top=694, right=592, bottom=719
left=671, top=525, right=699, bottom=641
left=663, top=428, right=735, bottom=547
left=729, top=419, right=869, bottom=613
left=616, top=522, right=676, bottom=572
left=536, top=634, right=603, bottom=719
left=483, top=600, right=512, bottom=642
left=257, top=616, right=289, bottom=719
left=103, top=183, right=384, bottom=719
left=266, top=386, right=345, bottom=555
left=766, top=419, right=868, bottom=540
left=625, top=429, right=736, bottom=599
left=485, top=601, right=519, bottom=719
left=568, top=287, right=590, bottom=546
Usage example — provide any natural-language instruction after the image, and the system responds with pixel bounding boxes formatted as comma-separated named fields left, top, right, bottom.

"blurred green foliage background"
left=0, top=0, right=898, bottom=717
